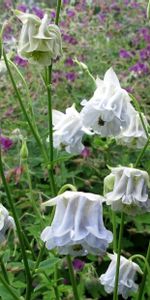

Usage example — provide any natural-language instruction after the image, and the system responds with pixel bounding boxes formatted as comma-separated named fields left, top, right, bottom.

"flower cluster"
left=50, top=67, right=148, bottom=154
left=15, top=11, right=62, bottom=66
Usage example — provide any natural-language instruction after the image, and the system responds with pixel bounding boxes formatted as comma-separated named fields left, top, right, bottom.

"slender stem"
left=135, top=138, right=150, bottom=167
left=3, top=49, right=56, bottom=194
left=0, top=150, right=32, bottom=300
left=58, top=184, right=77, bottom=195
left=54, top=265, right=60, bottom=300
left=0, top=273, right=22, bottom=300
left=55, top=0, right=62, bottom=25
left=3, top=50, right=47, bottom=163
left=112, top=211, right=117, bottom=252
left=34, top=245, right=45, bottom=272
left=0, top=256, right=9, bottom=283
left=129, top=254, right=150, bottom=277
left=67, top=255, right=80, bottom=300
left=137, top=241, right=150, bottom=300
left=113, top=212, right=125, bottom=300
left=24, top=161, right=44, bottom=227
left=46, top=65, right=56, bottom=196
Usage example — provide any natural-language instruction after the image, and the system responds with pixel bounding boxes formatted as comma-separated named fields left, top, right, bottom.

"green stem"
left=55, top=0, right=62, bottom=25
left=135, top=138, right=150, bottom=167
left=129, top=94, right=149, bottom=138
left=0, top=273, right=22, bottom=300
left=67, top=255, right=80, bottom=300
left=3, top=49, right=55, bottom=194
left=137, top=241, right=150, bottom=300
left=58, top=184, right=77, bottom=195
left=112, top=211, right=117, bottom=252
left=113, top=212, right=125, bottom=300
left=24, top=161, right=44, bottom=227
left=54, top=265, right=60, bottom=300
left=46, top=65, right=56, bottom=196
left=129, top=254, right=150, bottom=277
left=0, top=256, right=9, bottom=284
left=0, top=150, right=32, bottom=300
left=34, top=245, right=45, bottom=272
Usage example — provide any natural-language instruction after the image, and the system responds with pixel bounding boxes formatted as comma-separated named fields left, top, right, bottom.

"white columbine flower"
left=48, top=104, right=90, bottom=154
left=116, top=107, right=148, bottom=149
left=104, top=166, right=150, bottom=215
left=41, top=191, right=113, bottom=256
left=15, top=11, right=62, bottom=66
left=100, top=253, right=143, bottom=299
left=0, top=204, right=15, bottom=243
left=80, top=67, right=132, bottom=137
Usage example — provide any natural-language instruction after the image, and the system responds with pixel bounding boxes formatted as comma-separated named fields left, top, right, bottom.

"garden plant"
left=0, top=0, right=150, bottom=299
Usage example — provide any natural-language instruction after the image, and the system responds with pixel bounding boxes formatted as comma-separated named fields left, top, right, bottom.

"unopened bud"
left=20, top=140, right=28, bottom=160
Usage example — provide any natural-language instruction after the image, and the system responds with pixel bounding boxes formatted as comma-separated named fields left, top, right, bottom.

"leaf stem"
left=0, top=273, right=22, bottom=300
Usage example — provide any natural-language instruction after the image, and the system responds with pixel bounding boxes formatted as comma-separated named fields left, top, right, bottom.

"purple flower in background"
left=119, top=49, right=132, bottom=59
left=63, top=33, right=78, bottom=45
left=50, top=10, right=56, bottom=19
left=65, top=57, right=74, bottom=66
left=98, top=13, right=106, bottom=24
left=32, top=6, right=44, bottom=19
left=63, top=278, right=69, bottom=285
left=140, top=48, right=150, bottom=60
left=63, top=0, right=70, bottom=4
left=65, top=72, right=76, bottom=82
left=73, top=259, right=85, bottom=271
left=66, top=8, right=75, bottom=18
left=110, top=3, right=120, bottom=12
left=4, top=0, right=12, bottom=9
left=129, top=62, right=149, bottom=75
left=0, top=136, right=13, bottom=151
left=81, top=147, right=90, bottom=159
left=17, top=3, right=27, bottom=12
left=3, top=25, right=12, bottom=40
left=14, top=55, right=28, bottom=67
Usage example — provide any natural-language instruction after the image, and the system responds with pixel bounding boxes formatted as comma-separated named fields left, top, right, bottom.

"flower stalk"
left=67, top=255, right=80, bottom=300
left=137, top=242, right=150, bottom=300
left=113, top=211, right=125, bottom=300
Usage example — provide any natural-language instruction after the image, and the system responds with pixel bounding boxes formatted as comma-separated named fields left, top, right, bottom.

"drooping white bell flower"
left=116, top=106, right=148, bottom=149
left=15, top=11, right=62, bottom=66
left=99, top=253, right=143, bottom=299
left=80, top=68, right=132, bottom=137
left=48, top=104, right=91, bottom=154
left=41, top=191, right=113, bottom=256
left=0, top=204, right=15, bottom=243
left=104, top=166, right=150, bottom=215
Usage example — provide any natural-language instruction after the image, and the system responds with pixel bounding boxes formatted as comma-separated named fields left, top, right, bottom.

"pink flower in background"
left=73, top=259, right=85, bottom=271
left=14, top=55, right=28, bottom=67
left=0, top=136, right=13, bottom=151
left=81, top=147, right=90, bottom=159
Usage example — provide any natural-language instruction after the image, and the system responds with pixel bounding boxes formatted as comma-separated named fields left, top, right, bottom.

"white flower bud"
left=15, top=11, right=62, bottom=66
